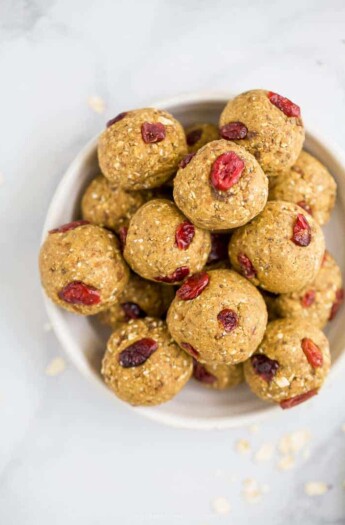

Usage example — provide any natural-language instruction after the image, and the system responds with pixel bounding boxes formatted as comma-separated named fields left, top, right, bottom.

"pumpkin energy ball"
left=39, top=222, right=129, bottom=315
left=244, top=318, right=331, bottom=409
left=193, top=360, right=244, bottom=390
left=98, top=108, right=187, bottom=190
left=101, top=318, right=193, bottom=406
left=173, top=139, right=268, bottom=231
left=81, top=174, right=149, bottom=232
left=185, top=122, right=219, bottom=153
left=219, top=89, right=305, bottom=175
left=275, top=251, right=344, bottom=328
left=268, top=150, right=337, bottom=225
left=167, top=269, right=267, bottom=365
left=229, top=201, right=325, bottom=294
left=124, top=199, right=211, bottom=284
left=98, top=273, right=174, bottom=328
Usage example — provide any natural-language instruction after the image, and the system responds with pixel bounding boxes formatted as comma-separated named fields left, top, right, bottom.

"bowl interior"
left=43, top=96, right=345, bottom=429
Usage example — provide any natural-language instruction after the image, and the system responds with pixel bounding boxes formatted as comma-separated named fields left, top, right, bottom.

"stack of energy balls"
left=39, top=90, right=343, bottom=410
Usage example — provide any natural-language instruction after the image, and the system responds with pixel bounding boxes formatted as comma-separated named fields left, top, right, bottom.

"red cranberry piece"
left=49, top=220, right=89, bottom=234
left=106, top=112, right=128, bottom=127
left=291, top=214, right=311, bottom=247
left=267, top=91, right=301, bottom=118
left=58, top=281, right=101, bottom=306
left=329, top=288, right=344, bottom=320
left=210, top=152, right=245, bottom=192
left=179, top=152, right=195, bottom=169
left=118, top=338, right=158, bottom=368
left=217, top=309, right=239, bottom=332
left=297, top=200, right=312, bottom=215
left=176, top=272, right=209, bottom=301
left=220, top=122, right=248, bottom=140
left=121, top=302, right=146, bottom=321
left=118, top=226, right=128, bottom=252
left=155, top=266, right=190, bottom=283
left=251, top=354, right=279, bottom=382
left=175, top=221, right=195, bottom=250
left=237, top=253, right=257, bottom=279
left=280, top=389, right=318, bottom=409
left=186, top=128, right=202, bottom=146
left=141, top=122, right=166, bottom=143
left=180, top=342, right=200, bottom=358
left=301, top=338, right=323, bottom=368
left=193, top=359, right=216, bottom=384
left=300, top=289, right=316, bottom=308
left=207, top=233, right=228, bottom=264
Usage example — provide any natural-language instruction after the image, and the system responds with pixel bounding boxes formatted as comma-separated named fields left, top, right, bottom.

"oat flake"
left=211, top=496, right=231, bottom=515
left=45, top=357, right=66, bottom=376
left=304, top=481, right=329, bottom=496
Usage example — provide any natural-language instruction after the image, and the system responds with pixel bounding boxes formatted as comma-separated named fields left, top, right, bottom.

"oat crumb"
left=236, top=439, right=251, bottom=454
left=304, top=481, right=329, bottom=496
left=278, top=455, right=295, bottom=471
left=211, top=496, right=231, bottom=515
left=242, top=478, right=267, bottom=503
left=279, top=429, right=311, bottom=455
left=45, top=357, right=66, bottom=376
left=254, top=442, right=275, bottom=463
left=88, top=96, right=105, bottom=114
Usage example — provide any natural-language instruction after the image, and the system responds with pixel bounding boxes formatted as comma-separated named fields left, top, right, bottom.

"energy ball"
left=101, top=318, right=193, bottom=406
left=81, top=174, right=150, bottom=232
left=193, top=360, right=243, bottom=390
left=244, top=318, right=331, bottom=409
left=174, top=139, right=268, bottom=231
left=98, top=274, right=175, bottom=328
left=219, top=89, right=305, bottom=175
left=98, top=108, right=187, bottom=190
left=166, top=269, right=267, bottom=365
left=275, top=251, right=344, bottom=328
left=268, top=150, right=336, bottom=225
left=124, top=199, right=211, bottom=284
left=229, top=201, right=325, bottom=294
left=39, top=222, right=129, bottom=315
left=185, top=122, right=219, bottom=153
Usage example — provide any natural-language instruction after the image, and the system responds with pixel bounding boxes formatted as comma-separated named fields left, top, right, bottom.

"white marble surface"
left=1, top=0, right=345, bottom=523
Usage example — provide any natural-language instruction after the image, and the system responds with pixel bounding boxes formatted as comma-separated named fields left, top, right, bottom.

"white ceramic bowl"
left=42, top=93, right=345, bottom=429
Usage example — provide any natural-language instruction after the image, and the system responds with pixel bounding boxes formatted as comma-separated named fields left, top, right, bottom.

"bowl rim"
left=41, top=91, right=345, bottom=430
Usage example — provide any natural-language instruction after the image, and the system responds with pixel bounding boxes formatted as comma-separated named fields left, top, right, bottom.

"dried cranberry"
left=180, top=342, right=199, bottom=358
left=58, top=281, right=101, bottom=306
left=49, top=220, right=89, bottom=234
left=155, top=266, right=190, bottom=283
left=329, top=288, right=344, bottom=320
left=267, top=91, right=301, bottom=118
left=118, top=226, right=128, bottom=252
left=175, top=221, right=195, bottom=250
left=210, top=152, right=245, bottom=191
left=280, top=389, right=318, bottom=409
left=291, top=214, right=311, bottom=247
left=207, top=234, right=228, bottom=264
left=217, top=309, right=239, bottom=332
left=220, top=122, right=248, bottom=140
left=121, top=302, right=146, bottom=321
left=297, top=200, right=312, bottom=215
left=251, top=354, right=279, bottom=382
left=186, top=128, right=202, bottom=146
left=141, top=122, right=166, bottom=143
left=301, top=338, right=323, bottom=368
left=118, top=338, right=158, bottom=368
left=193, top=360, right=216, bottom=384
left=237, top=253, right=257, bottom=279
left=179, top=152, right=195, bottom=169
left=176, top=272, right=209, bottom=300
left=106, top=112, right=128, bottom=127
left=300, top=290, right=316, bottom=308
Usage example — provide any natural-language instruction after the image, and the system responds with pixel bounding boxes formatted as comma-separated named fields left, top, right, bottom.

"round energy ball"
left=167, top=269, right=267, bottom=365
left=81, top=174, right=150, bottom=232
left=229, top=201, right=325, bottom=294
left=173, top=139, right=268, bottom=231
left=219, top=89, right=305, bottom=175
left=244, top=318, right=331, bottom=408
left=185, top=122, right=219, bottom=153
left=101, top=318, right=193, bottom=406
left=39, top=222, right=129, bottom=315
left=124, top=199, right=211, bottom=284
left=193, top=360, right=244, bottom=390
left=275, top=251, right=344, bottom=328
left=98, top=274, right=175, bottom=328
left=268, top=150, right=336, bottom=225
left=98, top=108, right=187, bottom=190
